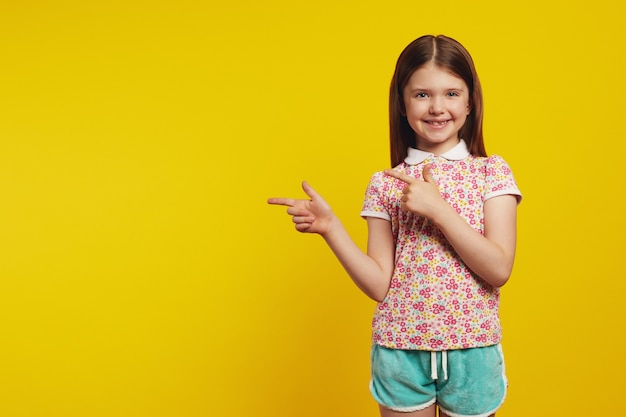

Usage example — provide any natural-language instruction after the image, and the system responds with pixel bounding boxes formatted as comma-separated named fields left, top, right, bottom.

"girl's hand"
left=267, top=181, right=336, bottom=235
left=384, top=164, right=444, bottom=219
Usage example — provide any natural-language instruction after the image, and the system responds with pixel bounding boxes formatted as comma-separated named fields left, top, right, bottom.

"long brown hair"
left=389, top=35, right=486, bottom=167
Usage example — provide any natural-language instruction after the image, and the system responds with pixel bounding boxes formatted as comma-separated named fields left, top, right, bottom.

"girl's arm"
left=427, top=194, right=517, bottom=288
left=385, top=165, right=518, bottom=288
left=268, top=181, right=395, bottom=301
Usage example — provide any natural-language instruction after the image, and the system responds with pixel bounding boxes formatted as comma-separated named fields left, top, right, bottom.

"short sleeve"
left=485, top=155, right=522, bottom=203
left=360, top=171, right=392, bottom=220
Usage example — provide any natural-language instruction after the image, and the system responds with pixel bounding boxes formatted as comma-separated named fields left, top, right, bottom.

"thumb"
left=422, top=164, right=437, bottom=187
left=301, top=181, right=323, bottom=201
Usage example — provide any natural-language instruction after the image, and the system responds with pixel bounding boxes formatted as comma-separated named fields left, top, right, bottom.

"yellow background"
left=0, top=1, right=624, bottom=416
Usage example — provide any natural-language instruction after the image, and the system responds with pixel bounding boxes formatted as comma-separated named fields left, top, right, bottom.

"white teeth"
left=430, top=121, right=448, bottom=126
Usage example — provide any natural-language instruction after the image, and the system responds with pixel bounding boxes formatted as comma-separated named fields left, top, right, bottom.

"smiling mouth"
left=426, top=120, right=450, bottom=127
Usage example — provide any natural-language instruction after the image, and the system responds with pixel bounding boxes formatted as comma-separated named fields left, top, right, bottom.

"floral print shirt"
left=360, top=140, right=521, bottom=351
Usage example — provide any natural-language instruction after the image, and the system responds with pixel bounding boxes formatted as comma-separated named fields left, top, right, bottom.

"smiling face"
left=402, top=62, right=471, bottom=155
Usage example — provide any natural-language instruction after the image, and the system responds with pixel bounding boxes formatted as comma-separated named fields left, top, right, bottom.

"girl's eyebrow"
left=407, top=86, right=466, bottom=92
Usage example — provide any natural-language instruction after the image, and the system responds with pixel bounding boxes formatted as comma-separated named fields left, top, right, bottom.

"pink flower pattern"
left=361, top=154, right=521, bottom=350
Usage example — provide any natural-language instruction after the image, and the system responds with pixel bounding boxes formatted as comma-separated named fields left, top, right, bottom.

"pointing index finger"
left=267, top=197, right=296, bottom=207
left=384, top=169, right=417, bottom=184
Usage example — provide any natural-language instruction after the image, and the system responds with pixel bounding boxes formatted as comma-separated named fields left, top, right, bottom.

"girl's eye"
left=447, top=91, right=460, bottom=97
left=415, top=92, right=428, bottom=98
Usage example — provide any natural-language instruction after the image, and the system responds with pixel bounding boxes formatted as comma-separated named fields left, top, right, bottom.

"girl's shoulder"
left=478, top=154, right=522, bottom=200
left=484, top=154, right=515, bottom=175
left=466, top=154, right=515, bottom=174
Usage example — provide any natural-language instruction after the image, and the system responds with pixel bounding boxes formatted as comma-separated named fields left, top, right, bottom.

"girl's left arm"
left=429, top=194, right=518, bottom=288
left=385, top=165, right=518, bottom=288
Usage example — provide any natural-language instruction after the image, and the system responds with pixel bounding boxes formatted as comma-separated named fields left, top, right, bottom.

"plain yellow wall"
left=0, top=1, right=624, bottom=416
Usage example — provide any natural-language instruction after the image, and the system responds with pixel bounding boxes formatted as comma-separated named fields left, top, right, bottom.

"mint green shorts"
left=370, top=344, right=507, bottom=417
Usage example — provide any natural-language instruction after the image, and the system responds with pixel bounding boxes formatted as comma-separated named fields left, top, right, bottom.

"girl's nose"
left=429, top=99, right=444, bottom=114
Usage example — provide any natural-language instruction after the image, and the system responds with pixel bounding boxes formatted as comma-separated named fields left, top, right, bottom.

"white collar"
left=404, top=140, right=471, bottom=165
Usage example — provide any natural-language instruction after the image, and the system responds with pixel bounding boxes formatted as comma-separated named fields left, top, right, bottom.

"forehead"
left=405, top=63, right=467, bottom=89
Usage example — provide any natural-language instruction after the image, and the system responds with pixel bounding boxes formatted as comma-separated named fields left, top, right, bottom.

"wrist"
left=320, top=215, right=343, bottom=240
left=429, top=202, right=457, bottom=229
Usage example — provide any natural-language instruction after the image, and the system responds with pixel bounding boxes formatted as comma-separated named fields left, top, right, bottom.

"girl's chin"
left=415, top=136, right=461, bottom=151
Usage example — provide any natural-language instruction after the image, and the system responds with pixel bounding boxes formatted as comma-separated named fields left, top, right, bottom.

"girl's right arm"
left=268, top=181, right=395, bottom=302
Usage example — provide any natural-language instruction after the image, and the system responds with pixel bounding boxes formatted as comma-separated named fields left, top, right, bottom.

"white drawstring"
left=430, top=351, right=438, bottom=380
left=430, top=351, right=448, bottom=381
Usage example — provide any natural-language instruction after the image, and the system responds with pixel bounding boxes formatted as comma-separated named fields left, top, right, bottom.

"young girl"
left=268, top=35, right=521, bottom=417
